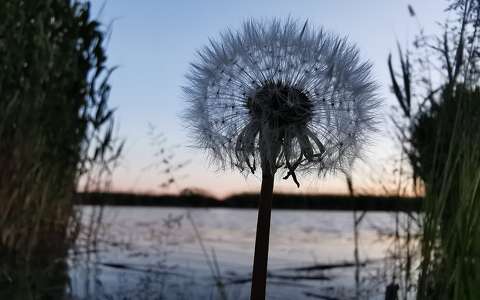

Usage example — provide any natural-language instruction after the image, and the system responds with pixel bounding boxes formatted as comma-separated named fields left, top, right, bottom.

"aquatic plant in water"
left=183, top=19, right=379, bottom=299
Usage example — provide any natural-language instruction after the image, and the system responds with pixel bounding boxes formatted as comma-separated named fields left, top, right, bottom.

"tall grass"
left=389, top=2, right=480, bottom=298
left=0, top=0, right=120, bottom=297
left=417, top=87, right=480, bottom=299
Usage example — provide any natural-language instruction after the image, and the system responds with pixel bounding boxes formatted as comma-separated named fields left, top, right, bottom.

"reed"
left=0, top=0, right=120, bottom=297
left=389, top=1, right=480, bottom=298
left=416, top=87, right=480, bottom=299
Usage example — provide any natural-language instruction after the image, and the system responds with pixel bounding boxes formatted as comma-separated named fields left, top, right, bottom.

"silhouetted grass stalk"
left=187, top=212, right=228, bottom=300
left=343, top=171, right=365, bottom=298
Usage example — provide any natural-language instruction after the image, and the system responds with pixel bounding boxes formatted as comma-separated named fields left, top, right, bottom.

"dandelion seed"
left=182, top=18, right=380, bottom=299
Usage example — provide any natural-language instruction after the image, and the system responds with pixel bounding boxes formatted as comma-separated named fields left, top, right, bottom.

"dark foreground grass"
left=0, top=0, right=119, bottom=298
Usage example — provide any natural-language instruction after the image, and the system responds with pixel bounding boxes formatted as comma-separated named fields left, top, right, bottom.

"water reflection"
left=68, top=207, right=418, bottom=299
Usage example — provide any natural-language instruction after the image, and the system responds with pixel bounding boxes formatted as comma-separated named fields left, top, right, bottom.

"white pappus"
left=183, top=18, right=380, bottom=186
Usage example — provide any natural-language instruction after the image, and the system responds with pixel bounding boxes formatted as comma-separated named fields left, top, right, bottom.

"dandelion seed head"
left=183, top=18, right=380, bottom=182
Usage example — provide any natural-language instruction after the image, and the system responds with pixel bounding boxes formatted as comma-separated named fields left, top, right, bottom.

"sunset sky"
left=89, top=0, right=446, bottom=197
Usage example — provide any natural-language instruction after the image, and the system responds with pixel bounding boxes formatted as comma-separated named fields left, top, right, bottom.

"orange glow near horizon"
left=80, top=0, right=441, bottom=200
left=89, top=153, right=420, bottom=199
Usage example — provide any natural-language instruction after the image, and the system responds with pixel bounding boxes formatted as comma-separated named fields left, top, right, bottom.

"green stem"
left=250, top=167, right=274, bottom=300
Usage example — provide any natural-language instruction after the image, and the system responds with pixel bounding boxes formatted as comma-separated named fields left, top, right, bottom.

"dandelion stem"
left=251, top=166, right=274, bottom=300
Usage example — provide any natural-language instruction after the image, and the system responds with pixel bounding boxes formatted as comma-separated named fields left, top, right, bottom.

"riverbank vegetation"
left=0, top=1, right=120, bottom=298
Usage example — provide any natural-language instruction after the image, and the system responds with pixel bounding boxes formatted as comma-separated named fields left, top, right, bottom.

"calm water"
left=68, top=206, right=411, bottom=300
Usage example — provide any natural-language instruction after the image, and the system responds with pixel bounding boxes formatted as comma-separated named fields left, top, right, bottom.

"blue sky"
left=89, top=0, right=446, bottom=197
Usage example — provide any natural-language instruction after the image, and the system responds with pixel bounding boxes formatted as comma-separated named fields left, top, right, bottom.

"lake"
left=68, top=206, right=416, bottom=300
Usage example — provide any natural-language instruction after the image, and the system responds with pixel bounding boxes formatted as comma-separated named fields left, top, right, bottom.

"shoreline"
left=75, top=192, right=422, bottom=212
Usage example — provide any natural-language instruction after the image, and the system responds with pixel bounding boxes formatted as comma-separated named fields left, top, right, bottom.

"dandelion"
left=183, top=18, right=379, bottom=299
